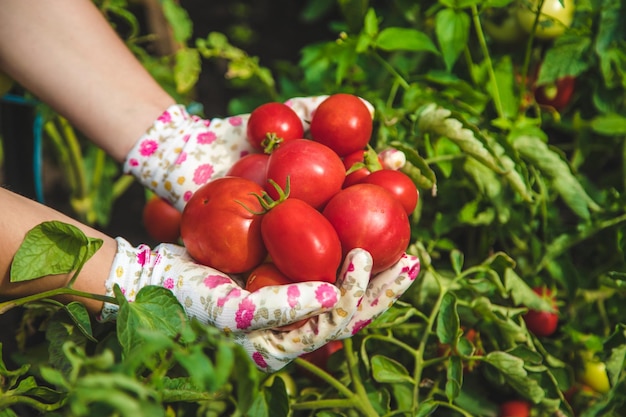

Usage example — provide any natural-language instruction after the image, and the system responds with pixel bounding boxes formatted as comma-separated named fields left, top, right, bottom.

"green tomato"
left=482, top=6, right=527, bottom=44
left=516, top=0, right=575, bottom=40
left=579, top=359, right=610, bottom=394
left=0, top=71, right=14, bottom=96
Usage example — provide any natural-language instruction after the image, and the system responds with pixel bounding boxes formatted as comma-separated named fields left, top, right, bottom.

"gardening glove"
left=100, top=238, right=420, bottom=372
left=124, top=96, right=374, bottom=211
left=241, top=251, right=421, bottom=372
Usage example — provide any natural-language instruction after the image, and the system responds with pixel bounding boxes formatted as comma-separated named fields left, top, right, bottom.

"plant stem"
left=412, top=265, right=446, bottom=413
left=372, top=53, right=411, bottom=91
left=0, top=287, right=117, bottom=314
left=470, top=5, right=504, bottom=121
left=343, top=337, right=381, bottom=417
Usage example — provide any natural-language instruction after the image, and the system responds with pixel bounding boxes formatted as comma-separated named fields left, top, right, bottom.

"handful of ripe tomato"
left=180, top=94, right=419, bottom=289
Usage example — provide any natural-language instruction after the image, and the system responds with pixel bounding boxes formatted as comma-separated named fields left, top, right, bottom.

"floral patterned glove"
left=124, top=97, right=337, bottom=211
left=101, top=238, right=420, bottom=372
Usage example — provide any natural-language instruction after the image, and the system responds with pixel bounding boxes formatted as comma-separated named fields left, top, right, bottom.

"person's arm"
left=0, top=0, right=175, bottom=162
left=0, top=187, right=118, bottom=313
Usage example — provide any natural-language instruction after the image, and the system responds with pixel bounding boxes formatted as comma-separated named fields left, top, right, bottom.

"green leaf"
left=513, top=133, right=602, bottom=219
left=537, top=35, right=592, bottom=83
left=64, top=302, right=96, bottom=342
left=11, top=221, right=102, bottom=282
left=161, top=0, right=193, bottom=44
left=504, top=269, right=553, bottom=311
left=375, top=27, right=439, bottom=54
left=371, top=355, right=414, bottom=384
left=115, top=285, right=187, bottom=356
left=435, top=8, right=470, bottom=71
left=436, top=292, right=460, bottom=345
left=174, top=48, right=201, bottom=94
left=415, top=399, right=439, bottom=417
left=446, top=355, right=463, bottom=402
left=590, top=113, right=626, bottom=135
left=484, top=351, right=546, bottom=402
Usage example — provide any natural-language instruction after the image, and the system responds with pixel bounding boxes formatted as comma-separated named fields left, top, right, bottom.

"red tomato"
left=358, top=169, right=419, bottom=215
left=523, top=287, right=559, bottom=337
left=246, top=263, right=307, bottom=331
left=323, top=184, right=411, bottom=274
left=246, top=102, right=304, bottom=153
left=310, top=93, right=373, bottom=157
left=499, top=400, right=531, bottom=417
left=142, top=196, right=181, bottom=243
left=265, top=139, right=346, bottom=209
left=342, top=149, right=383, bottom=188
left=225, top=153, right=269, bottom=187
left=299, top=340, right=344, bottom=374
left=534, top=76, right=576, bottom=111
left=261, top=198, right=342, bottom=283
left=180, top=177, right=267, bottom=273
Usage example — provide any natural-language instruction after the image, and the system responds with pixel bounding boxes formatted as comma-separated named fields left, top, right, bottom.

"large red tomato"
left=180, top=177, right=267, bottom=273
left=246, top=102, right=304, bottom=153
left=142, top=196, right=181, bottom=243
left=310, top=93, right=373, bottom=157
left=358, top=169, right=419, bottom=215
left=225, top=153, right=269, bottom=187
left=265, top=139, right=346, bottom=209
left=323, top=184, right=410, bottom=274
left=261, top=198, right=342, bottom=283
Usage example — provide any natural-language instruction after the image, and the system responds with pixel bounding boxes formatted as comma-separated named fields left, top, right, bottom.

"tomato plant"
left=265, top=138, right=345, bottom=209
left=357, top=169, right=419, bottom=215
left=516, top=0, right=575, bottom=40
left=323, top=183, right=410, bottom=274
left=180, top=177, right=267, bottom=273
left=225, top=153, right=269, bottom=187
left=499, top=400, right=531, bottom=417
left=246, top=102, right=304, bottom=152
left=259, top=195, right=342, bottom=283
left=309, top=93, right=373, bottom=157
left=142, top=195, right=181, bottom=243
left=523, top=287, right=559, bottom=337
left=482, top=6, right=527, bottom=44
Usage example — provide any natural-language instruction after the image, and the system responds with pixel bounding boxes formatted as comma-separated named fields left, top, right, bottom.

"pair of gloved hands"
left=103, top=97, right=421, bottom=372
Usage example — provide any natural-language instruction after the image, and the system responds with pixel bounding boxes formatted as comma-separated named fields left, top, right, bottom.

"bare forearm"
left=0, top=188, right=118, bottom=313
left=0, top=0, right=175, bottom=162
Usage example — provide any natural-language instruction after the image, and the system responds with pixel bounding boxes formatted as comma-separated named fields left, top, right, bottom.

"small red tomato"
left=310, top=93, right=373, bottom=157
left=534, top=76, right=576, bottom=111
left=499, top=400, right=531, bottom=417
left=323, top=184, right=411, bottom=274
left=225, top=153, right=269, bottom=187
left=523, top=287, right=559, bottom=337
left=181, top=177, right=267, bottom=273
left=261, top=198, right=342, bottom=283
left=342, top=149, right=383, bottom=188
left=142, top=196, right=182, bottom=243
left=358, top=169, right=419, bottom=215
left=246, top=102, right=304, bottom=153
left=265, top=139, right=346, bottom=209
left=246, top=263, right=307, bottom=331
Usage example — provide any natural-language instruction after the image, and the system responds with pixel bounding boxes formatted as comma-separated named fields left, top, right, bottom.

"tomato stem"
left=237, top=177, right=292, bottom=215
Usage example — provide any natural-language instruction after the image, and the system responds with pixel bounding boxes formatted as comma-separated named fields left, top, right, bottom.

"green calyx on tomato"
left=516, top=0, right=575, bottom=41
